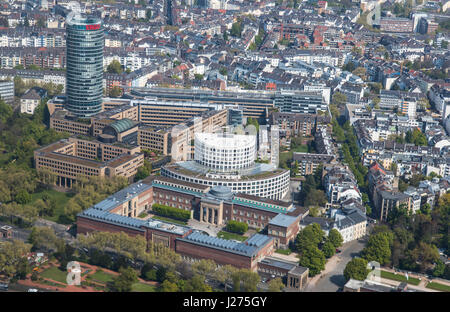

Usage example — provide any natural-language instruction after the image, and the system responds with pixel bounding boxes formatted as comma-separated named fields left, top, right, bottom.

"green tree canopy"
left=332, top=92, right=347, bottom=106
left=322, top=240, right=336, bottom=258
left=268, top=277, right=284, bottom=292
left=110, top=267, right=139, bottom=292
left=107, top=60, right=123, bottom=74
left=328, top=229, right=344, bottom=248
left=362, top=231, right=394, bottom=265
left=109, top=86, right=122, bottom=98
left=344, top=257, right=370, bottom=281
left=299, top=245, right=326, bottom=276
left=296, top=223, right=325, bottom=252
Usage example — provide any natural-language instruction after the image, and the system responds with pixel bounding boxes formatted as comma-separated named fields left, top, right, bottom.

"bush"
left=226, top=220, right=248, bottom=235
left=151, top=204, right=190, bottom=222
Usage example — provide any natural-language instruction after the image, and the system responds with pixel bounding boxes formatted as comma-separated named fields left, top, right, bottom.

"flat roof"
left=91, top=182, right=152, bottom=212
left=259, top=256, right=297, bottom=271
left=268, top=214, right=299, bottom=228
left=144, top=219, right=191, bottom=235
left=178, top=232, right=273, bottom=257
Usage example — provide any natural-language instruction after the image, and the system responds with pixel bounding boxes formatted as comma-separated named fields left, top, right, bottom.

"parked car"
left=27, top=288, right=38, bottom=292
left=336, top=249, right=342, bottom=253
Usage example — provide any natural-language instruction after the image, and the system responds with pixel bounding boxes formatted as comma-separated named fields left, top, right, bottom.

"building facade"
left=66, top=16, right=104, bottom=117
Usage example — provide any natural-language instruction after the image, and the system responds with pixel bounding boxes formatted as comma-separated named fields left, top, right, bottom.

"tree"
left=0, top=240, right=32, bottom=278
left=15, top=189, right=31, bottom=204
left=107, top=60, right=123, bottom=74
left=183, top=274, right=213, bottom=292
left=28, top=226, right=58, bottom=252
left=299, top=245, right=326, bottom=276
left=342, top=62, right=356, bottom=72
left=219, top=67, right=228, bottom=76
left=214, top=264, right=237, bottom=291
left=110, top=267, right=138, bottom=292
left=13, top=76, right=27, bottom=96
left=304, top=189, right=327, bottom=207
left=332, top=92, right=347, bottom=107
left=352, top=67, right=367, bottom=80
left=109, top=86, right=122, bottom=98
left=230, top=21, right=242, bottom=38
left=322, top=240, right=336, bottom=258
left=328, top=229, right=344, bottom=248
left=296, top=223, right=324, bottom=252
left=146, top=9, right=152, bottom=20
left=405, top=129, right=427, bottom=146
left=219, top=29, right=228, bottom=41
left=361, top=231, right=393, bottom=265
left=433, top=259, right=445, bottom=277
left=134, top=165, right=150, bottom=181
left=0, top=99, right=13, bottom=123
left=226, top=220, right=248, bottom=234
left=408, top=242, right=439, bottom=272
left=160, top=279, right=178, bottom=292
left=231, top=269, right=260, bottom=292
left=344, top=258, right=370, bottom=281
left=191, top=259, right=216, bottom=278
left=268, top=277, right=284, bottom=292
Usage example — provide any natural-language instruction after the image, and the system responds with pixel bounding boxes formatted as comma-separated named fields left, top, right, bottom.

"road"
left=0, top=221, right=31, bottom=242
left=305, top=238, right=367, bottom=292
left=0, top=218, right=75, bottom=244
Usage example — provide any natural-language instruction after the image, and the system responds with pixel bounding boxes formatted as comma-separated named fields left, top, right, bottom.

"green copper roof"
left=110, top=118, right=135, bottom=133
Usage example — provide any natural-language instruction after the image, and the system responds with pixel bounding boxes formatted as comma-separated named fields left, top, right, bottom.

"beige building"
left=34, top=137, right=144, bottom=188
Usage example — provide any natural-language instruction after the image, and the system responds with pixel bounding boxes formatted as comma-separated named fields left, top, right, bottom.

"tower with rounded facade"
left=162, top=132, right=290, bottom=200
left=66, top=16, right=104, bottom=117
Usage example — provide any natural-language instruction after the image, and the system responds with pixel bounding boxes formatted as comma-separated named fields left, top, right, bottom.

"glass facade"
left=66, top=17, right=104, bottom=117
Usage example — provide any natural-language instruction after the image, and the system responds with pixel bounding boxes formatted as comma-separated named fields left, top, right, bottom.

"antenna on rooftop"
left=66, top=1, right=81, bottom=23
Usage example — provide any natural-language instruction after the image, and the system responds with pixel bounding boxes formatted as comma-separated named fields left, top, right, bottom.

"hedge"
left=151, top=203, right=191, bottom=222
left=226, top=220, right=248, bottom=234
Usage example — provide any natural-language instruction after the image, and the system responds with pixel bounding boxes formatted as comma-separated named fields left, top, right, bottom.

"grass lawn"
left=90, top=270, right=115, bottom=284
left=292, top=145, right=308, bottom=153
left=40, top=266, right=68, bottom=284
left=426, top=282, right=450, bottom=292
left=380, top=270, right=420, bottom=285
left=30, top=189, right=74, bottom=224
left=138, top=212, right=148, bottom=218
left=152, top=215, right=188, bottom=225
left=131, top=282, right=156, bottom=292
left=279, top=151, right=293, bottom=167
left=217, top=231, right=247, bottom=242
left=275, top=248, right=292, bottom=255
left=40, top=279, right=67, bottom=288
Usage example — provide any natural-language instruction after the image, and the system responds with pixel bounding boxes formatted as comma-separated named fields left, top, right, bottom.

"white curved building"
left=162, top=132, right=290, bottom=200
left=194, top=133, right=256, bottom=172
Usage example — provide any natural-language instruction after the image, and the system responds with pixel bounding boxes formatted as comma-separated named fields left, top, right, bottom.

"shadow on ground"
left=329, top=274, right=346, bottom=288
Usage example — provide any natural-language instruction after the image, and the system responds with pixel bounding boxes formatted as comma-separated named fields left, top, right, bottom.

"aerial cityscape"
left=0, top=0, right=449, bottom=298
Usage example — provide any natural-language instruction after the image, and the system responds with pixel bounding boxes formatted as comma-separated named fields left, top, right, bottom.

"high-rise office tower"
left=66, top=15, right=104, bottom=117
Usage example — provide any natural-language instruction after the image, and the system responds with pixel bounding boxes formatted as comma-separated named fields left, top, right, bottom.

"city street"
left=0, top=221, right=31, bottom=242
left=305, top=238, right=367, bottom=292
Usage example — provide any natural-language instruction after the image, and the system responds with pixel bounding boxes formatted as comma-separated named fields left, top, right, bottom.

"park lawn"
left=275, top=248, right=292, bottom=255
left=279, top=151, right=293, bottom=167
left=30, top=189, right=74, bottom=223
left=292, top=145, right=308, bottom=153
left=380, top=270, right=420, bottom=285
left=90, top=270, right=115, bottom=284
left=217, top=231, right=247, bottom=242
left=152, top=215, right=188, bottom=225
left=426, top=282, right=450, bottom=292
left=131, top=282, right=156, bottom=292
left=40, top=266, right=68, bottom=284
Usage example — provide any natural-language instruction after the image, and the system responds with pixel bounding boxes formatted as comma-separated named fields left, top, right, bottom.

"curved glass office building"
left=66, top=16, right=104, bottom=117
